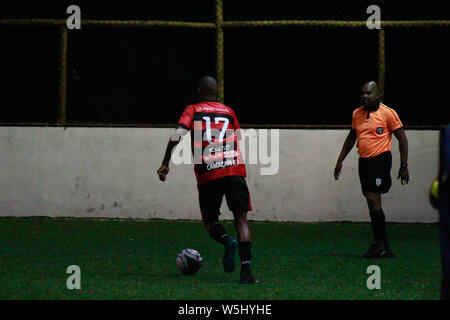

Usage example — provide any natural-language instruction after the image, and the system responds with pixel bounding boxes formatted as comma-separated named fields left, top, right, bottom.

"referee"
left=334, top=81, right=409, bottom=258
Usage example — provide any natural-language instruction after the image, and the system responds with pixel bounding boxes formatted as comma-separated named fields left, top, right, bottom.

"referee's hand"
left=157, top=165, right=169, bottom=181
left=334, top=161, right=343, bottom=180
left=398, top=167, right=409, bottom=185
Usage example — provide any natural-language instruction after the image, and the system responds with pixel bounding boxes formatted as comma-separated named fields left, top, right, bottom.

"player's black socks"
left=209, top=223, right=231, bottom=245
left=238, top=241, right=252, bottom=271
left=370, top=209, right=387, bottom=243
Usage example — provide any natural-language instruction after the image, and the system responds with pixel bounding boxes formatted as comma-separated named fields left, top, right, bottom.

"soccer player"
left=157, top=76, right=258, bottom=283
left=437, top=125, right=450, bottom=299
left=334, top=81, right=409, bottom=258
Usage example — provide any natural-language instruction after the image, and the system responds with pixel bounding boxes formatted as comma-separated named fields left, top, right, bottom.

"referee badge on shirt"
left=376, top=127, right=384, bottom=134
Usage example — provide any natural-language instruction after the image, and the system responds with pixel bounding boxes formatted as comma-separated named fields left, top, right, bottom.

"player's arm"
left=393, top=127, right=409, bottom=185
left=157, top=126, right=189, bottom=181
left=334, top=128, right=357, bottom=180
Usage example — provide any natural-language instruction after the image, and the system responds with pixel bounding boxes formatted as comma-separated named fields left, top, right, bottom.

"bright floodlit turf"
left=0, top=218, right=441, bottom=299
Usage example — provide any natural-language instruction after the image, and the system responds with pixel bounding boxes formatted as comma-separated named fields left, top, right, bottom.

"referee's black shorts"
left=197, top=175, right=252, bottom=223
left=358, top=151, right=392, bottom=196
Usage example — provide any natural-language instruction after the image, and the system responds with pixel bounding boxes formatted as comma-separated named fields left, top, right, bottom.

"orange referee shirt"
left=352, top=103, right=403, bottom=158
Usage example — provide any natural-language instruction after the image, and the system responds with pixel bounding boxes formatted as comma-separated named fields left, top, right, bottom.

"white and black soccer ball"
left=176, top=248, right=203, bottom=275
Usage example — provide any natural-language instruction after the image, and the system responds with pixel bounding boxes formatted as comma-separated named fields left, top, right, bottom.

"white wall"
left=0, top=127, right=439, bottom=222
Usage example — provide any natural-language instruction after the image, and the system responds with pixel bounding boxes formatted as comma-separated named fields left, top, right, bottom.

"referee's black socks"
left=209, top=223, right=231, bottom=245
left=369, top=209, right=388, bottom=244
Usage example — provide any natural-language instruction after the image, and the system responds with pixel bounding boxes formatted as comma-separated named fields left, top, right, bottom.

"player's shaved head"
left=363, top=81, right=380, bottom=95
left=198, top=76, right=218, bottom=101
left=361, top=81, right=381, bottom=108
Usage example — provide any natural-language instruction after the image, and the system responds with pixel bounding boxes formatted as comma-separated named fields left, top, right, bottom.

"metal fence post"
left=58, top=26, right=68, bottom=125
left=216, top=0, right=224, bottom=103
left=378, top=29, right=385, bottom=101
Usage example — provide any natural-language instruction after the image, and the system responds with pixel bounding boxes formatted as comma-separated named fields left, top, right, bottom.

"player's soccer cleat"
left=223, top=239, right=238, bottom=273
left=240, top=269, right=259, bottom=284
left=363, top=241, right=395, bottom=259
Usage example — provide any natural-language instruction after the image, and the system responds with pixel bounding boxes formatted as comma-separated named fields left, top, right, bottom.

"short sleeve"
left=351, top=109, right=357, bottom=129
left=177, top=105, right=195, bottom=130
left=386, top=108, right=403, bottom=132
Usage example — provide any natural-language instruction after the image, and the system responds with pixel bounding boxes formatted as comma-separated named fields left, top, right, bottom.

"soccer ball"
left=176, top=248, right=202, bottom=275
left=429, top=180, right=439, bottom=210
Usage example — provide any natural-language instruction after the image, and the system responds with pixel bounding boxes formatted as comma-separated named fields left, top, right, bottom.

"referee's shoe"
left=363, top=241, right=395, bottom=259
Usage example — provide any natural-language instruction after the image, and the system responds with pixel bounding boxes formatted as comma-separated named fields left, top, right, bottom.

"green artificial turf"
left=0, top=217, right=441, bottom=300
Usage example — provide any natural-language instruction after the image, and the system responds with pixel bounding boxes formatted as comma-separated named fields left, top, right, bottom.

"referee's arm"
left=334, top=129, right=357, bottom=180
left=393, top=127, right=409, bottom=184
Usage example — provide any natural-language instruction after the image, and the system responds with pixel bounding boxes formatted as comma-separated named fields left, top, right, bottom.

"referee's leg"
left=365, top=192, right=384, bottom=244
left=364, top=192, right=393, bottom=258
left=365, top=192, right=382, bottom=211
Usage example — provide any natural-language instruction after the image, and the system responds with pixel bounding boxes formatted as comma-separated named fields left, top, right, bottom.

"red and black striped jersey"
left=177, top=101, right=246, bottom=185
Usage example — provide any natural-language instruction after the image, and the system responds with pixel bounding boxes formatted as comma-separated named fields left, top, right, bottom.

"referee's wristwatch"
left=400, top=162, right=408, bottom=169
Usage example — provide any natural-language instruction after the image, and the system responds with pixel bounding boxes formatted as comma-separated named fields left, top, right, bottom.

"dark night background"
left=0, top=0, right=449, bottom=126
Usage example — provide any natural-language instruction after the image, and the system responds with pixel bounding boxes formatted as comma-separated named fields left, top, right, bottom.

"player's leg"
left=224, top=176, right=258, bottom=283
left=232, top=208, right=258, bottom=283
left=439, top=125, right=450, bottom=299
left=203, top=220, right=231, bottom=245
left=203, top=219, right=238, bottom=274
left=232, top=208, right=251, bottom=243
left=198, top=179, right=238, bottom=273
left=440, top=199, right=450, bottom=300
left=201, top=218, right=238, bottom=274
left=198, top=180, right=236, bottom=246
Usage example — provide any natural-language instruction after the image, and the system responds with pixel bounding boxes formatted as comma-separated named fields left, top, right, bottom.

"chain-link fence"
left=0, top=0, right=449, bottom=127
left=67, top=27, right=215, bottom=124
left=223, top=0, right=450, bottom=21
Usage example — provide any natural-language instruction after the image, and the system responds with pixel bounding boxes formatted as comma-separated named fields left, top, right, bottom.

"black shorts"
left=197, top=176, right=252, bottom=223
left=358, top=151, right=392, bottom=196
